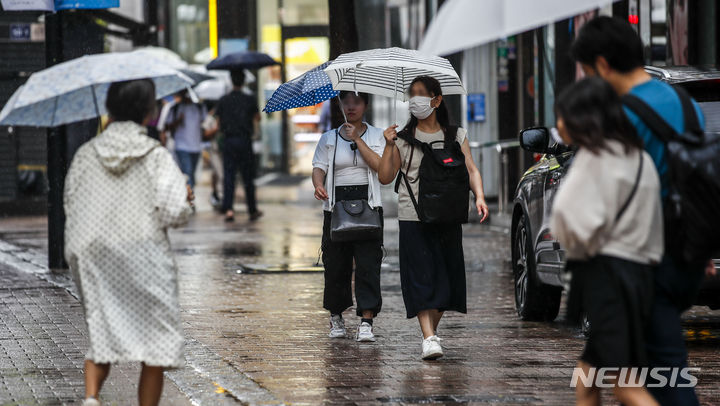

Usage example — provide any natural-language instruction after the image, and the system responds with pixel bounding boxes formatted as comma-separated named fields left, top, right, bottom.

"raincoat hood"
left=93, top=121, right=159, bottom=174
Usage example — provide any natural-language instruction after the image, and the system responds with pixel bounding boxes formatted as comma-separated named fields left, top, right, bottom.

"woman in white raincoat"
left=64, top=79, right=193, bottom=406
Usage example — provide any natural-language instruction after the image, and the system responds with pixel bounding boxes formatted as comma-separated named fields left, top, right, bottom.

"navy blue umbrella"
left=263, top=61, right=338, bottom=113
left=206, top=51, right=279, bottom=70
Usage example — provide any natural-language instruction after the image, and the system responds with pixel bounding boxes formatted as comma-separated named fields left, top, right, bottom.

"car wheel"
left=513, top=215, right=562, bottom=321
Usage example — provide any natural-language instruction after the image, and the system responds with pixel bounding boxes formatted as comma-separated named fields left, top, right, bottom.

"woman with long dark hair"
left=378, top=76, right=489, bottom=360
left=550, top=77, right=661, bottom=406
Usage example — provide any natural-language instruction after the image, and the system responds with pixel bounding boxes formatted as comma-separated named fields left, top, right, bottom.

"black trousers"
left=322, top=185, right=383, bottom=317
left=222, top=136, right=258, bottom=214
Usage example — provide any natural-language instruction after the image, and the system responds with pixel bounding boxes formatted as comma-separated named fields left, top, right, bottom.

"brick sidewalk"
left=1, top=200, right=719, bottom=405
left=0, top=265, right=193, bottom=406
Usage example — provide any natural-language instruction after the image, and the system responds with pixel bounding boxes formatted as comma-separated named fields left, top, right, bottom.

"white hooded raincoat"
left=64, top=121, right=192, bottom=367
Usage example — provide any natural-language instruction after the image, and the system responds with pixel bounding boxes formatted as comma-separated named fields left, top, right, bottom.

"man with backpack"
left=570, top=16, right=716, bottom=406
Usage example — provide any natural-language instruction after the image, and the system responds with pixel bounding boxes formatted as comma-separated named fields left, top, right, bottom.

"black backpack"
left=622, top=86, right=720, bottom=264
left=394, top=126, right=470, bottom=224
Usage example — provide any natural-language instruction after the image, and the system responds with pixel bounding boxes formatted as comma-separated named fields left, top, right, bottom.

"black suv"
left=510, top=66, right=720, bottom=321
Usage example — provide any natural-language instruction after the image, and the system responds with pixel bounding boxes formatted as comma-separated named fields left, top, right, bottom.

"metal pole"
left=46, top=11, right=68, bottom=270
left=279, top=0, right=289, bottom=173
left=498, top=148, right=509, bottom=214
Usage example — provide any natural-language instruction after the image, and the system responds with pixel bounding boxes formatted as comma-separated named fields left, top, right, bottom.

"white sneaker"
left=329, top=314, right=347, bottom=338
left=421, top=335, right=444, bottom=360
left=82, top=398, right=100, bottom=406
left=356, top=322, right=376, bottom=342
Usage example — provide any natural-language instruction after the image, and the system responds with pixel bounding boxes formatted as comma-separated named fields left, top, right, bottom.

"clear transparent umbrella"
left=0, top=52, right=194, bottom=127
left=419, top=0, right=618, bottom=56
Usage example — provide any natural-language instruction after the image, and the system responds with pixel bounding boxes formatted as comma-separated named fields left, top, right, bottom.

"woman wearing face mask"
left=378, top=76, right=489, bottom=360
left=312, top=91, right=386, bottom=342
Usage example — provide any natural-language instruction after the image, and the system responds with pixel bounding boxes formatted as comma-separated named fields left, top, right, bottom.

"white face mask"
left=409, top=96, right=435, bottom=120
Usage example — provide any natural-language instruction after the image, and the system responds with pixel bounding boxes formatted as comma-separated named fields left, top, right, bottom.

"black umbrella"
left=206, top=51, right=279, bottom=70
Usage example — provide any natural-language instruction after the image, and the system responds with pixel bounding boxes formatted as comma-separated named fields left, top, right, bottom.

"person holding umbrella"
left=214, top=69, right=263, bottom=222
left=377, top=75, right=489, bottom=360
left=312, top=91, right=386, bottom=342
left=163, top=89, right=211, bottom=190
left=64, top=79, right=194, bottom=406
left=207, top=50, right=279, bottom=222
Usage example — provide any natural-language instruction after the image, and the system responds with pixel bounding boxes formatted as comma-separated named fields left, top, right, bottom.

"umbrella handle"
left=337, top=95, right=348, bottom=123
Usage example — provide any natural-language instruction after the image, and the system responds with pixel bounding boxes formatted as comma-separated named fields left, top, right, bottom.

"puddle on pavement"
left=216, top=308, right=257, bottom=315
left=233, top=263, right=324, bottom=273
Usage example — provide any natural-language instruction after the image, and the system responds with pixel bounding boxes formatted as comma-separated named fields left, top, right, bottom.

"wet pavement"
left=0, top=177, right=719, bottom=405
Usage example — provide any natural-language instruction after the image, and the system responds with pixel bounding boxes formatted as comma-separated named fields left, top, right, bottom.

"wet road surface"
left=0, top=180, right=719, bottom=405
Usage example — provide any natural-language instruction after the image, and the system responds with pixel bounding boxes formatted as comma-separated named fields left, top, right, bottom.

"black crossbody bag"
left=329, top=128, right=382, bottom=242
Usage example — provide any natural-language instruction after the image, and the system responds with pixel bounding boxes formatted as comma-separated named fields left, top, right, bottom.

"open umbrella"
left=0, top=52, right=193, bottom=127
left=207, top=51, right=279, bottom=71
left=132, top=46, right=187, bottom=68
left=419, top=0, right=617, bottom=56
left=263, top=61, right=338, bottom=113
left=324, top=47, right=465, bottom=123
left=324, top=47, right=465, bottom=101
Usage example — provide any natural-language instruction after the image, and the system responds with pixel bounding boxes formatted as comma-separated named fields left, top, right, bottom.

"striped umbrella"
left=323, top=47, right=466, bottom=102
left=263, top=61, right=338, bottom=113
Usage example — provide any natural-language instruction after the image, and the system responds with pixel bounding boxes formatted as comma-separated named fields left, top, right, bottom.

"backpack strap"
left=673, top=85, right=703, bottom=135
left=621, top=94, right=677, bottom=143
left=393, top=131, right=424, bottom=221
left=615, top=149, right=644, bottom=223
left=445, top=125, right=459, bottom=146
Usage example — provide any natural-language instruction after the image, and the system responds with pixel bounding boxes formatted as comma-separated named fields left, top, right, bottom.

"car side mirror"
left=519, top=127, right=550, bottom=154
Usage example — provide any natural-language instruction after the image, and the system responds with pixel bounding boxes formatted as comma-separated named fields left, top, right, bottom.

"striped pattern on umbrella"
left=263, top=61, right=338, bottom=113
left=324, top=47, right=465, bottom=101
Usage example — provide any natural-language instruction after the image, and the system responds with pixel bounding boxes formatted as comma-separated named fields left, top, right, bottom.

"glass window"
left=170, top=0, right=210, bottom=62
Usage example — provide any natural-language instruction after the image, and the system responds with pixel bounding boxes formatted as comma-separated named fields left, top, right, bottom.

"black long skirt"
left=398, top=221, right=466, bottom=319
left=569, top=255, right=655, bottom=368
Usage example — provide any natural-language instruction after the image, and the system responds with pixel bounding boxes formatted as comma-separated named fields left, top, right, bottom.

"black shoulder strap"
left=396, top=128, right=425, bottom=149
left=673, top=85, right=703, bottom=135
left=330, top=128, right=339, bottom=206
left=615, top=150, right=644, bottom=223
left=445, top=125, right=459, bottom=145
left=392, top=134, right=424, bottom=220
left=621, top=94, right=677, bottom=143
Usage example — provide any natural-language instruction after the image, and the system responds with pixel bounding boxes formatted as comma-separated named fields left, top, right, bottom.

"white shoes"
left=82, top=398, right=100, bottom=406
left=421, top=335, right=444, bottom=360
left=329, top=314, right=347, bottom=338
left=356, top=322, right=376, bottom=342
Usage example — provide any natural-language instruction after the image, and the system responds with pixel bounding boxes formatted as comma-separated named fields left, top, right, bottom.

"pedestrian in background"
left=377, top=76, right=489, bottom=360
left=164, top=90, right=210, bottom=189
left=570, top=16, right=713, bottom=406
left=551, top=77, right=661, bottom=406
left=214, top=69, right=263, bottom=222
left=64, top=79, right=194, bottom=406
left=312, top=91, right=385, bottom=342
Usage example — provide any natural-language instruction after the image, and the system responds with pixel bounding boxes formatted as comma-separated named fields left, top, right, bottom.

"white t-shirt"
left=312, top=123, right=386, bottom=211
left=163, top=102, right=207, bottom=153
left=333, top=132, right=370, bottom=186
